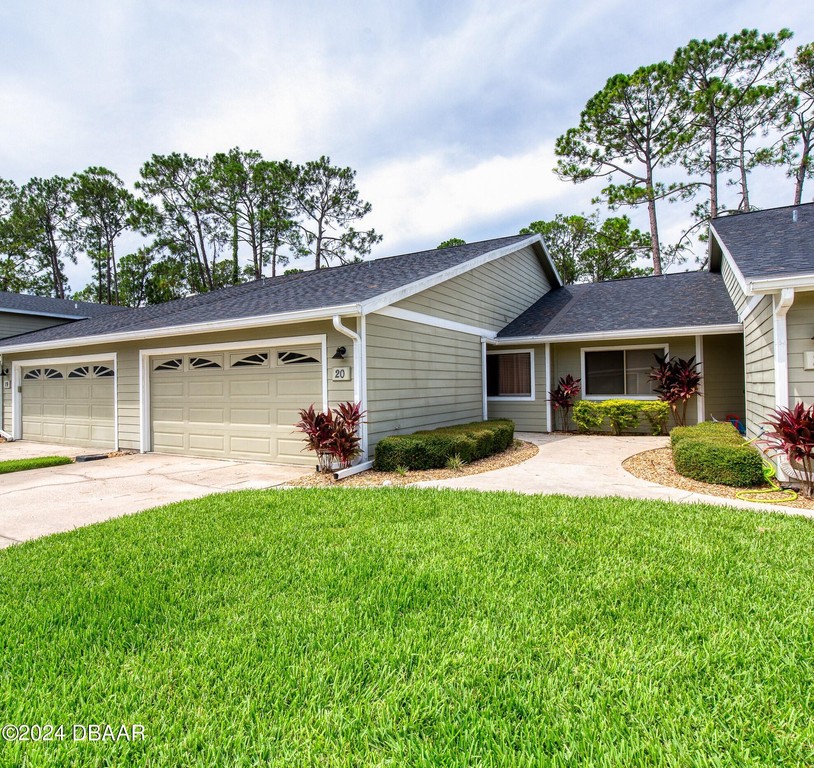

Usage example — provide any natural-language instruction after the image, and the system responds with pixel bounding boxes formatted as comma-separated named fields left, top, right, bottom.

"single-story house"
left=0, top=202, right=808, bottom=468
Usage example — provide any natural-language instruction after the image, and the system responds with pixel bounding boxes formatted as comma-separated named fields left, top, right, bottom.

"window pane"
left=487, top=353, right=531, bottom=396
left=585, top=350, right=624, bottom=395
left=625, top=348, right=661, bottom=395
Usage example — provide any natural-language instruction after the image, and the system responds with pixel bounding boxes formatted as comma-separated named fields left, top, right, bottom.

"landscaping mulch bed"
left=624, top=446, right=814, bottom=510
left=288, top=439, right=539, bottom=488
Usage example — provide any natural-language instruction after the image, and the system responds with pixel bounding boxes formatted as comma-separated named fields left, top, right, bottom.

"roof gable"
left=710, top=203, right=814, bottom=282
left=0, top=234, right=557, bottom=350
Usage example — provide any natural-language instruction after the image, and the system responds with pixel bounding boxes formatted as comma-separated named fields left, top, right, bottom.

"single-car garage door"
left=21, top=362, right=115, bottom=449
left=150, top=345, right=323, bottom=464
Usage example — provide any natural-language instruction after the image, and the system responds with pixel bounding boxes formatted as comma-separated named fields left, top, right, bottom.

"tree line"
left=555, top=29, right=814, bottom=276
left=0, top=152, right=381, bottom=305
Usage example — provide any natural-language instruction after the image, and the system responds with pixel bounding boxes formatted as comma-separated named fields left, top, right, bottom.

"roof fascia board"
left=359, top=236, right=543, bottom=315
left=0, top=306, right=89, bottom=320
left=750, top=273, right=814, bottom=293
left=709, top=224, right=750, bottom=297
left=0, top=303, right=361, bottom=355
left=488, top=323, right=743, bottom=345
left=531, top=237, right=563, bottom=287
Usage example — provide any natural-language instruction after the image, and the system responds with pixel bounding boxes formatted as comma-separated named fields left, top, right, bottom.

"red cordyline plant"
left=760, top=403, right=814, bottom=498
left=295, top=401, right=366, bottom=471
left=548, top=374, right=581, bottom=431
left=648, top=354, right=701, bottom=427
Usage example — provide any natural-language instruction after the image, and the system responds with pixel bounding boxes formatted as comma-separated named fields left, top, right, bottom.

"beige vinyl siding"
left=786, top=291, right=814, bottom=406
left=743, top=295, right=775, bottom=439
left=721, top=256, right=747, bottom=315
left=553, top=336, right=699, bottom=429
left=486, top=345, right=547, bottom=431
left=365, top=313, right=483, bottom=449
left=1, top=319, right=355, bottom=453
left=393, top=246, right=550, bottom=331
left=0, top=313, right=69, bottom=340
left=701, top=333, right=746, bottom=422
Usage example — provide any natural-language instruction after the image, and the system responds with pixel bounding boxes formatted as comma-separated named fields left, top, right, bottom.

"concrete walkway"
left=414, top=433, right=814, bottom=518
left=0, top=442, right=309, bottom=548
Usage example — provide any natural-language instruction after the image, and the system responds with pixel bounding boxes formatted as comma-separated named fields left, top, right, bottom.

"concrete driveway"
left=0, top=442, right=309, bottom=548
left=414, top=433, right=813, bottom=518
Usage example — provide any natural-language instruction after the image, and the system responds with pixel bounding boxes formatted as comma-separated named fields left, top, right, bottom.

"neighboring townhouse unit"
left=0, top=292, right=125, bottom=438
left=709, top=203, right=814, bottom=465
left=0, top=203, right=808, bottom=467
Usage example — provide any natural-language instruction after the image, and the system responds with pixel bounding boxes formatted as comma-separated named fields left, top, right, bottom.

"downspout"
left=0, top=354, right=9, bottom=441
left=332, top=315, right=368, bottom=461
left=481, top=340, right=488, bottom=420
left=545, top=343, right=552, bottom=433
left=773, top=288, right=795, bottom=480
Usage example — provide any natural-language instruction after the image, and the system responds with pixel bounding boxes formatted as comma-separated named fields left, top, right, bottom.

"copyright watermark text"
left=2, top=724, right=146, bottom=742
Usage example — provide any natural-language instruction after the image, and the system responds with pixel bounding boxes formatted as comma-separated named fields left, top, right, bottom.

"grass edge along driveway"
left=0, top=487, right=812, bottom=767
left=0, top=455, right=72, bottom=474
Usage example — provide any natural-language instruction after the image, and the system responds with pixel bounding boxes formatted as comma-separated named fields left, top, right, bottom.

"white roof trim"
left=0, top=303, right=361, bottom=355
left=0, top=305, right=93, bottom=320
left=709, top=224, right=750, bottom=296
left=750, top=273, right=814, bottom=293
left=359, top=235, right=550, bottom=314
left=373, top=305, right=498, bottom=338
left=487, top=323, right=743, bottom=345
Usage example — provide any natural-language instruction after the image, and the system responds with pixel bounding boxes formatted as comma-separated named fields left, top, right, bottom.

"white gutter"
left=0, top=303, right=361, bottom=355
left=332, top=315, right=368, bottom=461
left=486, top=323, right=743, bottom=346
left=750, top=273, right=814, bottom=294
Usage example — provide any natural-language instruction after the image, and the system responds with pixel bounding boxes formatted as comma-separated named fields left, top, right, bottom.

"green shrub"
left=374, top=420, right=515, bottom=471
left=671, top=422, right=764, bottom=487
left=670, top=421, right=739, bottom=447
left=602, top=399, right=642, bottom=436
left=572, top=401, right=604, bottom=432
left=640, top=401, right=671, bottom=436
left=572, top=399, right=670, bottom=435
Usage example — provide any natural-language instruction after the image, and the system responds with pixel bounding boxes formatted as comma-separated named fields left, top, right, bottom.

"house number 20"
left=332, top=367, right=351, bottom=381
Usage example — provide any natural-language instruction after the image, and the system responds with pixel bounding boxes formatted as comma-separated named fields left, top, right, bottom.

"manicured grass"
left=0, top=455, right=72, bottom=474
left=1, top=489, right=813, bottom=766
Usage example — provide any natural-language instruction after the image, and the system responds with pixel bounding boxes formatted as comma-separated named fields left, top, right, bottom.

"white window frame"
left=486, top=348, right=535, bottom=402
left=580, top=344, right=668, bottom=401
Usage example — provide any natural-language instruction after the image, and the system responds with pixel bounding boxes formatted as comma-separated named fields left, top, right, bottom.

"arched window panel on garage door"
left=68, top=366, right=90, bottom=378
left=230, top=351, right=269, bottom=368
left=277, top=350, right=320, bottom=365
left=23, top=367, right=64, bottom=380
left=189, top=355, right=223, bottom=370
left=153, top=358, right=183, bottom=372
left=93, top=365, right=115, bottom=378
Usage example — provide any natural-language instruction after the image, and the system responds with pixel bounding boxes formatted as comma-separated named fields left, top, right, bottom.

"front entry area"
left=18, top=361, right=115, bottom=450
left=148, top=343, right=324, bottom=465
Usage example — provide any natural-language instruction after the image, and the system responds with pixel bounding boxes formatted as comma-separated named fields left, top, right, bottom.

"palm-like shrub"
left=760, top=403, right=814, bottom=497
left=649, top=354, right=701, bottom=427
left=295, top=401, right=367, bottom=471
left=548, top=374, right=581, bottom=431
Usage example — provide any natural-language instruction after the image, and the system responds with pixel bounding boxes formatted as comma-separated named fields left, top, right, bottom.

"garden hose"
left=732, top=434, right=798, bottom=503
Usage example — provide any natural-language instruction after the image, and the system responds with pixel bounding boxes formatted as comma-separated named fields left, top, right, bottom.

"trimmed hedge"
left=374, top=420, right=515, bottom=471
left=572, top=399, right=671, bottom=436
left=671, top=422, right=764, bottom=487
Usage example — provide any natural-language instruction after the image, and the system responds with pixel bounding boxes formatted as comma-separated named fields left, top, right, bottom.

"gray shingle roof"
left=0, top=235, right=540, bottom=349
left=498, top=271, right=739, bottom=338
left=0, top=291, right=126, bottom=319
left=711, top=203, right=814, bottom=280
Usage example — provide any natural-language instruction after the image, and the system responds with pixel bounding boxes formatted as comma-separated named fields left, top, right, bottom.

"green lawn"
left=0, top=455, right=72, bottom=474
left=1, top=489, right=812, bottom=766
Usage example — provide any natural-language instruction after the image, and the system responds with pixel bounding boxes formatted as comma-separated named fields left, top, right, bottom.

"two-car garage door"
left=150, top=345, right=323, bottom=464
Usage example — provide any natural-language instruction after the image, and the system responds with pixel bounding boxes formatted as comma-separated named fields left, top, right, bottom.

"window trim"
left=486, top=348, right=535, bottom=402
left=580, top=344, right=668, bottom=400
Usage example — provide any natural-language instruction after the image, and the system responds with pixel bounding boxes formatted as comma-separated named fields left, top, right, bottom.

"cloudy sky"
left=1, top=0, right=812, bottom=286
